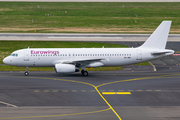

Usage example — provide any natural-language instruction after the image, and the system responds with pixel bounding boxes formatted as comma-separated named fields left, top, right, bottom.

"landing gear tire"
left=81, top=70, right=84, bottom=75
left=83, top=71, right=88, bottom=76
left=81, top=70, right=88, bottom=76
left=24, top=71, right=29, bottom=76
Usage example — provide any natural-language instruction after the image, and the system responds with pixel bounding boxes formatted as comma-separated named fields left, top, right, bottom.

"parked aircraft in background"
left=3, top=21, right=174, bottom=76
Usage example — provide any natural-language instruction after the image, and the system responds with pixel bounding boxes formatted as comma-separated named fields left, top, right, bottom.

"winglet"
left=140, top=21, right=172, bottom=49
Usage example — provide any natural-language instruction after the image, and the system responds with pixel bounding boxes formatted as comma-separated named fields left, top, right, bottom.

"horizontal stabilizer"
left=151, top=49, right=174, bottom=56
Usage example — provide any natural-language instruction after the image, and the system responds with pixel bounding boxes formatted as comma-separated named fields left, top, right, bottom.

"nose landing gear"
left=24, top=71, right=29, bottom=76
left=24, top=67, right=29, bottom=76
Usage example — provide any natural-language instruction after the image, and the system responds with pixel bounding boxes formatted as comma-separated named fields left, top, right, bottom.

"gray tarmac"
left=1, top=68, right=180, bottom=120
left=0, top=0, right=179, bottom=2
left=1, top=35, right=180, bottom=119
left=1, top=33, right=180, bottom=41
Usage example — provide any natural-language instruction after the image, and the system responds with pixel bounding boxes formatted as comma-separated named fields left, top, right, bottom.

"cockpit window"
left=10, top=53, right=18, bottom=57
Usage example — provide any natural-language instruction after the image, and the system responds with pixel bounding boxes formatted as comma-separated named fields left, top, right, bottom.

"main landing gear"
left=24, top=67, right=29, bottom=76
left=81, top=70, right=88, bottom=76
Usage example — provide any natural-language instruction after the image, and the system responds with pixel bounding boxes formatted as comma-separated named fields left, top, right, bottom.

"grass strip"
left=0, top=2, right=180, bottom=33
left=0, top=65, right=124, bottom=71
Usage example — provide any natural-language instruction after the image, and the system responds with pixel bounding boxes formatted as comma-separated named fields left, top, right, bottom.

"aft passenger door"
left=137, top=50, right=142, bottom=60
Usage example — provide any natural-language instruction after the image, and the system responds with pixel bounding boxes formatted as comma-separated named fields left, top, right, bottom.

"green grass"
left=136, top=61, right=150, bottom=65
left=0, top=2, right=180, bottom=33
left=86, top=66, right=123, bottom=71
left=0, top=65, right=123, bottom=71
left=0, top=65, right=54, bottom=71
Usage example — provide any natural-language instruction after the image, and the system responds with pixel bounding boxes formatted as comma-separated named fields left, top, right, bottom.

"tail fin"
left=140, top=21, right=172, bottom=49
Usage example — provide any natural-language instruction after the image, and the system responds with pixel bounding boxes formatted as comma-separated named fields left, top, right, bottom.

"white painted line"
left=148, top=61, right=157, bottom=72
left=47, top=33, right=125, bottom=35
left=0, top=0, right=178, bottom=2
left=0, top=101, right=18, bottom=107
left=48, top=37, right=122, bottom=39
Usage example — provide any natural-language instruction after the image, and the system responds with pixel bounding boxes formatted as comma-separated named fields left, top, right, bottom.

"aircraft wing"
left=53, top=58, right=106, bottom=67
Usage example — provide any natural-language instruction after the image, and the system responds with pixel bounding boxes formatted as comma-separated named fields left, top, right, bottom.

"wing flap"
left=52, top=58, right=106, bottom=66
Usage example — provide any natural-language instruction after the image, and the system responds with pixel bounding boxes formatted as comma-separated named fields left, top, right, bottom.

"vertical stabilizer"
left=140, top=21, right=171, bottom=49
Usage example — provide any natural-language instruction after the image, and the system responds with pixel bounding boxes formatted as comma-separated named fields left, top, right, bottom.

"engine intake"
left=55, top=64, right=76, bottom=73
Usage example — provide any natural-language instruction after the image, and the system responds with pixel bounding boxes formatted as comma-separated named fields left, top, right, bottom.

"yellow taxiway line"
left=0, top=108, right=111, bottom=120
left=1, top=73, right=180, bottom=120
left=102, top=92, right=131, bottom=95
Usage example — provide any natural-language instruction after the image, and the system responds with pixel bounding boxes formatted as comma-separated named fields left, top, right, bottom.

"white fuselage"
left=3, top=47, right=174, bottom=67
left=2, top=21, right=174, bottom=76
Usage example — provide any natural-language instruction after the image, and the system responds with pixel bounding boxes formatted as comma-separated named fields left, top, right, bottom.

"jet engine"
left=55, top=64, right=78, bottom=73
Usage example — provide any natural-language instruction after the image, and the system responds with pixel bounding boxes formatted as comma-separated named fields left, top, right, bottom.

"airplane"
left=3, top=21, right=174, bottom=76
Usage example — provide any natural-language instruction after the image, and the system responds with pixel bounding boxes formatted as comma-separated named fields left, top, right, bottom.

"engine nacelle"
left=55, top=64, right=75, bottom=73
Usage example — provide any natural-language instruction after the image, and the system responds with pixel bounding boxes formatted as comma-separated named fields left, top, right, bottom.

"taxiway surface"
left=1, top=34, right=180, bottom=119
left=0, top=0, right=179, bottom=2
left=0, top=69, right=180, bottom=120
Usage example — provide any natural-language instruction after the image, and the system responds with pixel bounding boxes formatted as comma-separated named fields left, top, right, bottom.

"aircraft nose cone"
left=3, top=57, right=8, bottom=64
